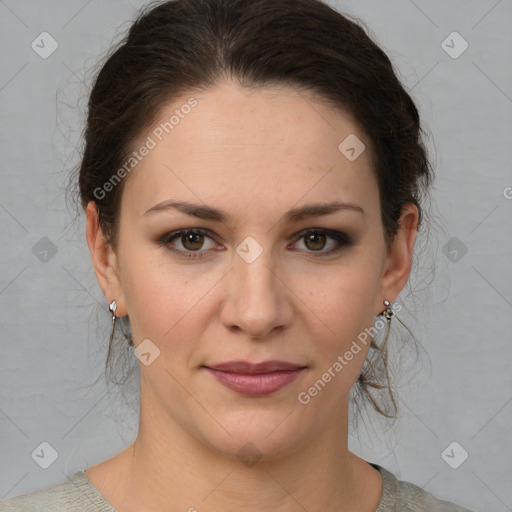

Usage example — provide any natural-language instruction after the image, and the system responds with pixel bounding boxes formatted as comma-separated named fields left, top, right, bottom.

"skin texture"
left=85, top=79, right=419, bottom=512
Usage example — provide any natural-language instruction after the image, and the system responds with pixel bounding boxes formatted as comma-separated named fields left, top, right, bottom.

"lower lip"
left=204, top=368, right=305, bottom=396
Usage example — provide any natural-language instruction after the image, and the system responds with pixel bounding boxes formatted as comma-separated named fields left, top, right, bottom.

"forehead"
left=122, top=79, right=379, bottom=221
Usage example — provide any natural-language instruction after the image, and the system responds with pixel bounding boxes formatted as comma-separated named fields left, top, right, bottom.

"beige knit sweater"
left=0, top=463, right=474, bottom=511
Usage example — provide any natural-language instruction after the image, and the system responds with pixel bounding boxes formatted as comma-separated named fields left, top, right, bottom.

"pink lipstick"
left=203, top=360, right=306, bottom=396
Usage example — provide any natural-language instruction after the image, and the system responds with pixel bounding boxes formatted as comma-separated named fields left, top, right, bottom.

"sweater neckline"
left=73, top=461, right=396, bottom=511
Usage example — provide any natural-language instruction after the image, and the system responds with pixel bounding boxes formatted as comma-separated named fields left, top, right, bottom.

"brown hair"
left=72, top=0, right=434, bottom=421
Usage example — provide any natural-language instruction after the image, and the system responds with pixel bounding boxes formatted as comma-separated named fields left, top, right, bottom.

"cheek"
left=312, top=264, right=380, bottom=332
left=118, top=246, right=180, bottom=341
left=119, top=246, right=220, bottom=349
left=301, top=263, right=381, bottom=378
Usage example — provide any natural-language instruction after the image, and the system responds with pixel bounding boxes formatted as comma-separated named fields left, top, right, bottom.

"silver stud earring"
left=109, top=300, right=117, bottom=344
left=380, top=299, right=394, bottom=320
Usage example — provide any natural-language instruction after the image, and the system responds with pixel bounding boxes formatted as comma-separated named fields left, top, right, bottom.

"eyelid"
left=158, top=228, right=220, bottom=252
left=157, top=227, right=353, bottom=259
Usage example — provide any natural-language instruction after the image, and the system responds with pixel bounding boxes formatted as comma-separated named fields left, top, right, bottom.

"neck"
left=87, top=385, right=382, bottom=512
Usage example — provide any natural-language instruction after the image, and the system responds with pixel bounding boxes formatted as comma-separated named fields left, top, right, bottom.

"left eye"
left=295, top=231, right=340, bottom=252
left=158, top=228, right=352, bottom=259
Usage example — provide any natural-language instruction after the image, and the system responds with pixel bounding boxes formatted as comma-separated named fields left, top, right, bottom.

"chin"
left=195, top=409, right=313, bottom=464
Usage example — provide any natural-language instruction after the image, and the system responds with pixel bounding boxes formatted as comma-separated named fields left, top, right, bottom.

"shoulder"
left=0, top=471, right=116, bottom=512
left=374, top=463, right=474, bottom=512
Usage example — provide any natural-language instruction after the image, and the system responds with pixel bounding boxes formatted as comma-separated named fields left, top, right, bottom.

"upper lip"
left=204, top=360, right=306, bottom=374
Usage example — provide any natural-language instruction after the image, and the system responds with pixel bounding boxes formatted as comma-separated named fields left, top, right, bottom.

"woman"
left=0, top=0, right=474, bottom=510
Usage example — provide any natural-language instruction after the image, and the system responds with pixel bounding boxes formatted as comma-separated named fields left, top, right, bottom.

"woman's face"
left=89, top=79, right=417, bottom=460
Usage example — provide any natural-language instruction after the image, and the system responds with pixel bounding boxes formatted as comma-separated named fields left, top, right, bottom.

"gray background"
left=1, top=1, right=511, bottom=510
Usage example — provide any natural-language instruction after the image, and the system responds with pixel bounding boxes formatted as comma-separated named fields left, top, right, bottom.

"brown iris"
left=181, top=233, right=204, bottom=251
left=304, top=232, right=327, bottom=251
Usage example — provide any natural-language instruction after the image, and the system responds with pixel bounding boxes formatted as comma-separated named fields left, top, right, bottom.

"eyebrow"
left=144, top=199, right=365, bottom=223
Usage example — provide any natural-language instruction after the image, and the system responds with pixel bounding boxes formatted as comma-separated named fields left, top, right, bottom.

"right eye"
left=158, top=228, right=220, bottom=259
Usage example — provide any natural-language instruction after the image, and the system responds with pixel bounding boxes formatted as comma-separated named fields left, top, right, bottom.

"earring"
left=109, top=299, right=117, bottom=344
left=380, top=299, right=394, bottom=320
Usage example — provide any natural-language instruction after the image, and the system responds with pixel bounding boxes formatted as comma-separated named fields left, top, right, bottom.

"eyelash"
left=157, top=228, right=354, bottom=260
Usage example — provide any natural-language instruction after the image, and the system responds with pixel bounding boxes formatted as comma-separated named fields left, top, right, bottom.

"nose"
left=220, top=245, right=293, bottom=340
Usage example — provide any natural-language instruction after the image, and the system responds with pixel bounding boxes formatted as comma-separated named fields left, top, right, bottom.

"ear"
left=376, top=202, right=419, bottom=314
left=85, top=201, right=126, bottom=316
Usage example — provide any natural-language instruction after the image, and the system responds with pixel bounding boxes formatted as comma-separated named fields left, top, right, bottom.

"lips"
left=205, top=360, right=306, bottom=374
left=203, top=360, right=307, bottom=396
